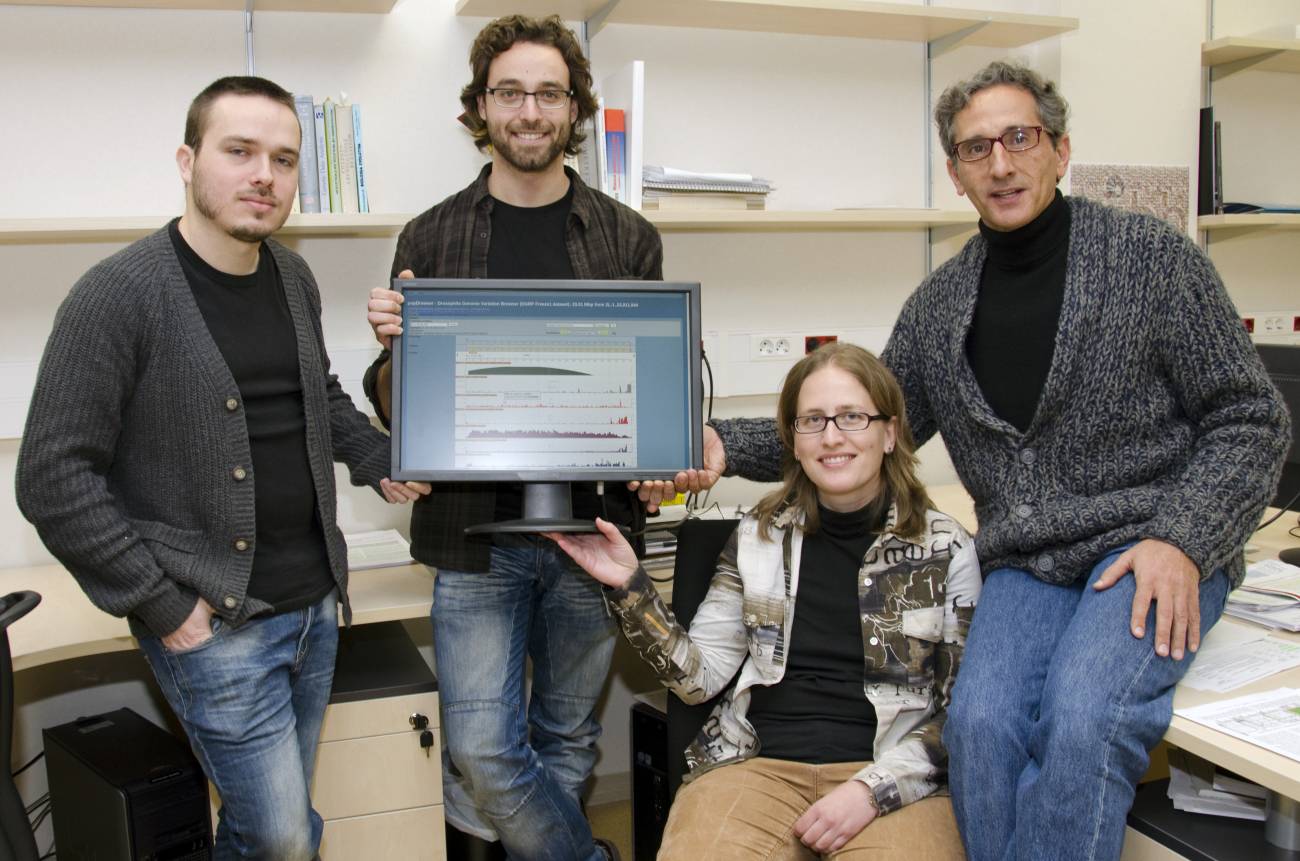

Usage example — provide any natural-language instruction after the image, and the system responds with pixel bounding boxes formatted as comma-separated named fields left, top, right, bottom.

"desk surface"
left=3, top=486, right=1298, bottom=799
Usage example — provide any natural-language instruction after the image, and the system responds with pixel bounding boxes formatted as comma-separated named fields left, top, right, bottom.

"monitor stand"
left=465, top=482, right=601, bottom=535
left=1279, top=547, right=1300, bottom=567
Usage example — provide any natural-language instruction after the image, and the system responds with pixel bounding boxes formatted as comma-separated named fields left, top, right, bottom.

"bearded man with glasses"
left=360, top=13, right=660, bottom=861
left=642, top=60, right=1289, bottom=861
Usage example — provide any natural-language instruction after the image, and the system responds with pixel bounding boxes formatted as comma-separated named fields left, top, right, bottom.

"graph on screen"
left=454, top=337, right=638, bottom=469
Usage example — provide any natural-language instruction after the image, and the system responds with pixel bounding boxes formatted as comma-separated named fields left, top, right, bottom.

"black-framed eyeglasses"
left=484, top=87, right=573, bottom=110
left=792, top=412, right=890, bottom=434
left=953, top=126, right=1045, bottom=162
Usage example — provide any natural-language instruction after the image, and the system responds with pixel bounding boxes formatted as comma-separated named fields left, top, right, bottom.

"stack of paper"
left=1224, top=559, right=1300, bottom=631
left=345, top=529, right=415, bottom=571
left=1165, top=748, right=1266, bottom=820
left=642, top=165, right=774, bottom=211
left=642, top=528, right=678, bottom=578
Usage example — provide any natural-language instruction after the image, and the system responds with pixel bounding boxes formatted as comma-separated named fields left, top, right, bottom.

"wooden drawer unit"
left=315, top=622, right=443, bottom=859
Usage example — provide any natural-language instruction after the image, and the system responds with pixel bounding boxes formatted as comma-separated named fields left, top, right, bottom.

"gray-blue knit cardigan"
left=16, top=227, right=391, bottom=638
left=715, top=197, right=1290, bottom=588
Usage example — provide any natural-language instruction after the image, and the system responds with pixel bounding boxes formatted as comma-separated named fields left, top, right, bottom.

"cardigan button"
left=1036, top=554, right=1055, bottom=574
left=1020, top=448, right=1037, bottom=465
left=232, top=467, right=247, bottom=481
left=234, top=538, right=250, bottom=552
left=223, top=596, right=237, bottom=610
left=1015, top=503, right=1034, bottom=519
left=225, top=397, right=239, bottom=412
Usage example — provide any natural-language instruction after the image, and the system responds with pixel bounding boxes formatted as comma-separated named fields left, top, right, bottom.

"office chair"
left=664, top=518, right=740, bottom=800
left=0, top=591, right=40, bottom=861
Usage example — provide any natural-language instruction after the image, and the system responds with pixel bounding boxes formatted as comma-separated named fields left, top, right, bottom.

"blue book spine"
left=293, top=95, right=320, bottom=213
left=352, top=103, right=368, bottom=214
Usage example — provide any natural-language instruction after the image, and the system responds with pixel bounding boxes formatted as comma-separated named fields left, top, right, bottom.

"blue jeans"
left=139, top=591, right=338, bottom=861
left=432, top=539, right=616, bottom=861
left=943, top=548, right=1230, bottom=861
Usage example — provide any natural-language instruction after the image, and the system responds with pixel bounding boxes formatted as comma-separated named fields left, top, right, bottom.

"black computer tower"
left=630, top=699, right=670, bottom=861
left=44, top=708, right=212, bottom=860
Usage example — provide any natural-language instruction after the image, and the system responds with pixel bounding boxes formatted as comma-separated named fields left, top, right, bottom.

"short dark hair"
left=184, top=76, right=298, bottom=152
left=459, top=14, right=598, bottom=157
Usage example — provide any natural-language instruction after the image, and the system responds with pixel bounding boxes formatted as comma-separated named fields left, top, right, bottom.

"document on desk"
left=345, top=529, right=414, bottom=570
left=1180, top=631, right=1300, bottom=693
left=1223, top=559, right=1300, bottom=631
left=1176, top=688, right=1300, bottom=762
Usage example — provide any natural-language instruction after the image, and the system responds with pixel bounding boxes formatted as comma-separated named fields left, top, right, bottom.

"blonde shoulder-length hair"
left=751, top=343, right=932, bottom=541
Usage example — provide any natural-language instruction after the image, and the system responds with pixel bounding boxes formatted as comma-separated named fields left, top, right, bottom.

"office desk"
left=0, top=562, right=434, bottom=671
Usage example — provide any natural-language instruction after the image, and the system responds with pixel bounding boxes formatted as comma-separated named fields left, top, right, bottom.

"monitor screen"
left=1258, top=343, right=1299, bottom=512
left=390, top=278, right=703, bottom=483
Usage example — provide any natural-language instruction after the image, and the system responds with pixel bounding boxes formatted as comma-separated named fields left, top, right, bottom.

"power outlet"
left=750, top=333, right=795, bottom=359
left=1243, top=310, right=1297, bottom=341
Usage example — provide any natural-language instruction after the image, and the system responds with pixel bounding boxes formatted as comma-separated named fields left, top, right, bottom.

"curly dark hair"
left=459, top=14, right=598, bottom=157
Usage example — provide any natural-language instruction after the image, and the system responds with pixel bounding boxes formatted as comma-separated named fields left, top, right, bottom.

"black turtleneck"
left=746, top=503, right=880, bottom=764
left=966, top=190, right=1071, bottom=433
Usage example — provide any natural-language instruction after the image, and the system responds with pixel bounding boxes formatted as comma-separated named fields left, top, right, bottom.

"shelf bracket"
left=1209, top=49, right=1283, bottom=81
left=244, top=0, right=256, bottom=76
left=585, top=0, right=623, bottom=42
left=927, top=20, right=990, bottom=58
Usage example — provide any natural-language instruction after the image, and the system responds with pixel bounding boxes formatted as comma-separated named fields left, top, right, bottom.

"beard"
left=191, top=163, right=281, bottom=243
left=488, top=116, right=572, bottom=173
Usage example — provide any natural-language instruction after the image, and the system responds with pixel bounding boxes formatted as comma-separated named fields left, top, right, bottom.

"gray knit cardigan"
left=715, top=197, right=1290, bottom=589
left=16, top=227, right=391, bottom=638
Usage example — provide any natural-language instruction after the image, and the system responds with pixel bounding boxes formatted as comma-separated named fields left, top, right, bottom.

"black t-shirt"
left=486, top=185, right=638, bottom=527
left=746, top=504, right=880, bottom=763
left=169, top=220, right=333, bottom=612
left=965, top=190, right=1071, bottom=433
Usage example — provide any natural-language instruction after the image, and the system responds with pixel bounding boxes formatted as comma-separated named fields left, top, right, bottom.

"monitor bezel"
left=390, top=277, right=704, bottom=483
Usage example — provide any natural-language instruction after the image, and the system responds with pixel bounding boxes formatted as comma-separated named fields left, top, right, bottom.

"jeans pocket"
left=163, top=614, right=226, bottom=656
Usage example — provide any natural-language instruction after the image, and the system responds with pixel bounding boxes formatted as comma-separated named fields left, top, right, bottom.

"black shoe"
left=594, top=837, right=622, bottom=861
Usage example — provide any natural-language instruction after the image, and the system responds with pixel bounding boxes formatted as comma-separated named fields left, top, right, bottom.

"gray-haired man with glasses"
left=641, top=59, right=1289, bottom=861
left=360, top=13, right=660, bottom=861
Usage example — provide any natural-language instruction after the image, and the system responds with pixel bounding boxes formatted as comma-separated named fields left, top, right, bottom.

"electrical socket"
left=1242, top=310, right=1297, bottom=340
left=750, top=333, right=795, bottom=359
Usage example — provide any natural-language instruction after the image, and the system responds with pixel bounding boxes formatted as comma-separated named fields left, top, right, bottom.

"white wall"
left=2, top=0, right=1296, bottom=832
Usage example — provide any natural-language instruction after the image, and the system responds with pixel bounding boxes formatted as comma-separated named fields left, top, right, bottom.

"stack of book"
left=641, top=527, right=678, bottom=579
left=640, top=165, right=773, bottom=212
left=1166, top=748, right=1266, bottom=820
left=292, top=93, right=370, bottom=215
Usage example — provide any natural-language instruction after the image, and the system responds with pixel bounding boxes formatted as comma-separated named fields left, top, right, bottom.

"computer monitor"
left=1258, top=344, right=1300, bottom=513
left=390, top=278, right=703, bottom=534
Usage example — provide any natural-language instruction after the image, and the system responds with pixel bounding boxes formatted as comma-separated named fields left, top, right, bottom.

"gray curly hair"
left=934, top=60, right=1070, bottom=158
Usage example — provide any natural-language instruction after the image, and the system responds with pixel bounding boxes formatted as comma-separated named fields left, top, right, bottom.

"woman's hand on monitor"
left=544, top=518, right=638, bottom=589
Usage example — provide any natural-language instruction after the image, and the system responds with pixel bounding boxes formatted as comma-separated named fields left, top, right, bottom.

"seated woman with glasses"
left=548, top=343, right=979, bottom=860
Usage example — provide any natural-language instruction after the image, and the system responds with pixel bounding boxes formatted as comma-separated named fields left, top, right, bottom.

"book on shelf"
left=336, top=102, right=361, bottom=214
left=313, top=103, right=330, bottom=213
left=1197, top=107, right=1216, bottom=217
left=594, top=101, right=608, bottom=195
left=1212, top=119, right=1223, bottom=215
left=352, top=103, right=369, bottom=213
left=601, top=61, right=644, bottom=208
left=322, top=98, right=343, bottom=214
left=604, top=108, right=627, bottom=204
left=293, top=94, right=321, bottom=213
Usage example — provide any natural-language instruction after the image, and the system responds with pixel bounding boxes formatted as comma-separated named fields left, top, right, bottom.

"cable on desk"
left=1255, top=487, right=1300, bottom=531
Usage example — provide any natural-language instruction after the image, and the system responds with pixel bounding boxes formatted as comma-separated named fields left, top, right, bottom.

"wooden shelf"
left=1199, top=213, right=1300, bottom=236
left=3, top=1, right=396, bottom=11
left=0, top=213, right=412, bottom=243
left=1202, top=37, right=1300, bottom=78
left=645, top=208, right=978, bottom=232
left=0, top=210, right=977, bottom=241
left=455, top=0, right=1077, bottom=49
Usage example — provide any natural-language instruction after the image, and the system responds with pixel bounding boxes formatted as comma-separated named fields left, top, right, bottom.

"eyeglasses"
left=484, top=87, right=573, bottom=110
left=952, top=126, right=1045, bottom=162
left=792, top=412, right=889, bottom=434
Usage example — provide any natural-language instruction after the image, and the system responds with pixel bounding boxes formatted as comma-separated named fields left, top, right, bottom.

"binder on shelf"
left=605, top=108, right=627, bottom=204
left=1197, top=107, right=1214, bottom=217
left=313, top=103, right=329, bottom=213
left=352, top=103, right=369, bottom=213
left=601, top=60, right=645, bottom=209
left=322, top=99, right=343, bottom=214
left=293, top=94, right=321, bottom=213
left=1212, top=119, right=1223, bottom=215
left=336, top=103, right=360, bottom=214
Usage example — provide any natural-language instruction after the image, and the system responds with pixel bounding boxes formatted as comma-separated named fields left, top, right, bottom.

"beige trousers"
left=657, top=758, right=965, bottom=861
